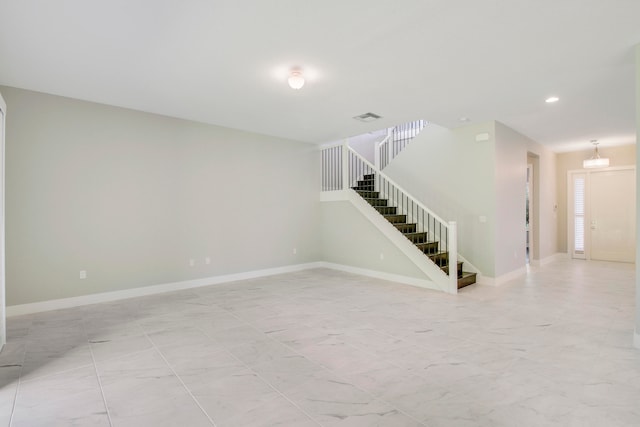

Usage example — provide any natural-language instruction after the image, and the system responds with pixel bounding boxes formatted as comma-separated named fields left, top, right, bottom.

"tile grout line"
left=137, top=304, right=322, bottom=425
left=141, top=330, right=219, bottom=427
left=191, top=284, right=326, bottom=424
left=205, top=338, right=323, bottom=426
left=210, top=304, right=429, bottom=426
left=82, top=322, right=115, bottom=427
left=15, top=361, right=96, bottom=384
left=7, top=342, right=28, bottom=427
left=129, top=286, right=322, bottom=425
left=233, top=286, right=486, bottom=416
left=216, top=282, right=442, bottom=424
left=7, top=265, right=636, bottom=425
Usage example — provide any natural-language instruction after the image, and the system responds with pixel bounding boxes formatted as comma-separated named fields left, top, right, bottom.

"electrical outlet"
left=79, top=270, right=87, bottom=279
left=189, top=259, right=195, bottom=267
left=293, top=248, right=297, bottom=255
left=380, top=253, right=384, bottom=260
left=205, top=257, right=211, bottom=265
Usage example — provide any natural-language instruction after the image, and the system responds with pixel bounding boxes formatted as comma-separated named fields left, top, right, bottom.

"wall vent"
left=353, top=112, right=382, bottom=123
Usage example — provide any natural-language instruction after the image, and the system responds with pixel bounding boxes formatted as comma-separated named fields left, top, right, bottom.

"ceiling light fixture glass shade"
left=288, top=71, right=305, bottom=89
left=583, top=141, right=609, bottom=169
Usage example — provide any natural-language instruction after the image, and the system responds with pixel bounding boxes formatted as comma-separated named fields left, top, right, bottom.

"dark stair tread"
left=365, top=198, right=388, bottom=206
left=354, top=182, right=477, bottom=290
left=375, top=206, right=397, bottom=214
left=356, top=191, right=380, bottom=198
left=441, top=261, right=464, bottom=275
left=404, top=232, right=428, bottom=242
left=415, top=241, right=439, bottom=254
left=393, top=223, right=417, bottom=231
left=458, top=272, right=477, bottom=289
left=383, top=214, right=407, bottom=223
left=404, top=232, right=428, bottom=244
left=415, top=241, right=438, bottom=247
left=428, top=251, right=448, bottom=260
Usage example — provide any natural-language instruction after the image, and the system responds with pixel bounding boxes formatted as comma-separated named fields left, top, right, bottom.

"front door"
left=590, top=169, right=636, bottom=262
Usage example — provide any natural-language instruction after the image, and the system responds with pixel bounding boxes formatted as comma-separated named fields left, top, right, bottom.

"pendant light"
left=583, top=140, right=609, bottom=169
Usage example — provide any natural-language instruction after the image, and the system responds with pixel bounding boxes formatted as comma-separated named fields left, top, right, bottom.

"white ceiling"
left=0, top=0, right=639, bottom=151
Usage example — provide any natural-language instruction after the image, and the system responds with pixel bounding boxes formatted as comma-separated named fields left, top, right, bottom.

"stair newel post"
left=341, top=139, right=350, bottom=191
left=448, top=221, right=458, bottom=294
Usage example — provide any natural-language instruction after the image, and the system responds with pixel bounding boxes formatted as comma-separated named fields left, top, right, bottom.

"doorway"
left=568, top=167, right=636, bottom=262
left=526, top=153, right=540, bottom=264
left=526, top=164, right=533, bottom=264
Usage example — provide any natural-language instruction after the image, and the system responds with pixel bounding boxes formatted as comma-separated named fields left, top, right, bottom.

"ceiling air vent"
left=353, top=112, right=382, bottom=123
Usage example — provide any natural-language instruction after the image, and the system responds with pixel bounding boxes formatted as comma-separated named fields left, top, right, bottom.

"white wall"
left=0, top=90, right=5, bottom=350
left=2, top=86, right=320, bottom=306
left=496, top=122, right=559, bottom=266
left=383, top=122, right=497, bottom=277
left=635, top=44, right=640, bottom=348
left=344, top=129, right=386, bottom=165
left=536, top=146, right=558, bottom=262
left=383, top=121, right=556, bottom=280
left=494, top=122, right=528, bottom=276
left=320, top=201, right=428, bottom=280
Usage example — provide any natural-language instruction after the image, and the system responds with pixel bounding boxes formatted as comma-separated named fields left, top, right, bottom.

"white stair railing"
left=320, top=143, right=343, bottom=191
left=321, top=141, right=458, bottom=293
left=376, top=119, right=426, bottom=170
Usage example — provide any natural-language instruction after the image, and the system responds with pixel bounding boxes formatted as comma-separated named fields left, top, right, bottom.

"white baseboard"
left=6, top=260, right=447, bottom=317
left=634, top=329, right=640, bottom=350
left=317, top=261, right=439, bottom=291
left=477, top=266, right=527, bottom=286
left=530, top=252, right=569, bottom=267
left=6, top=262, right=324, bottom=317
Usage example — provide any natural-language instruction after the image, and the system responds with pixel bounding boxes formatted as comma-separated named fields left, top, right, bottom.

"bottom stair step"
left=458, top=272, right=477, bottom=289
left=441, top=262, right=463, bottom=277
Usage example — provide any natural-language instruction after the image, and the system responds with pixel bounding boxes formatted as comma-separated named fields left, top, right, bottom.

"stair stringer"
left=345, top=189, right=452, bottom=294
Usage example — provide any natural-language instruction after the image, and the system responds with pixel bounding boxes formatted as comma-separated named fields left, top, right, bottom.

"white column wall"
left=0, top=91, right=5, bottom=351
left=635, top=44, right=640, bottom=349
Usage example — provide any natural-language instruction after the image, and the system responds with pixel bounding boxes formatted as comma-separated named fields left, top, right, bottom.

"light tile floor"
left=1, top=259, right=639, bottom=426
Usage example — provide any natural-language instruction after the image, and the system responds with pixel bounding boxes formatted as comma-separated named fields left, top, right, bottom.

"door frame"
left=527, top=163, right=534, bottom=264
left=568, top=165, right=636, bottom=261
left=526, top=153, right=540, bottom=264
left=0, top=91, right=5, bottom=351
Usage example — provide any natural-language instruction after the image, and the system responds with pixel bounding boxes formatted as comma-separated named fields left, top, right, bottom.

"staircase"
left=352, top=173, right=477, bottom=289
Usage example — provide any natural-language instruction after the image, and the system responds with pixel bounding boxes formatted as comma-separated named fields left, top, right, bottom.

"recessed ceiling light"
left=459, top=117, right=470, bottom=122
left=545, top=96, right=559, bottom=103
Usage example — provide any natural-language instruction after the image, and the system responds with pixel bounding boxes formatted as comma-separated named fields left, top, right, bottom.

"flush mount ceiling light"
left=545, top=96, right=559, bottom=103
left=288, top=70, right=305, bottom=90
left=583, top=140, right=610, bottom=169
left=353, top=112, right=382, bottom=123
